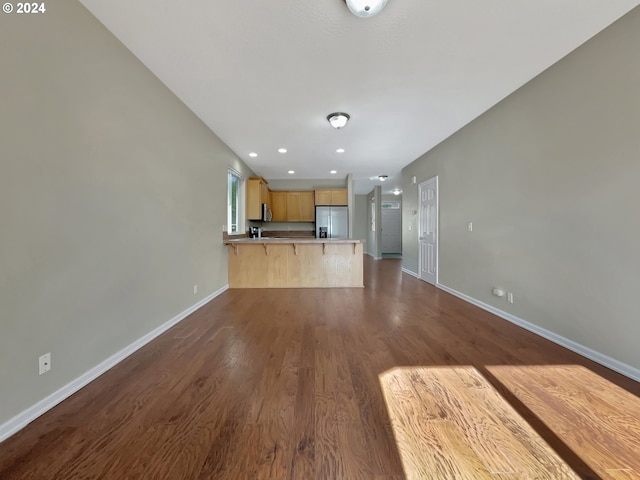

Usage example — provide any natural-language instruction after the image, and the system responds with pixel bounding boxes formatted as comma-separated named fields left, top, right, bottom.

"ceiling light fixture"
left=378, top=175, right=388, bottom=181
left=278, top=148, right=287, bottom=153
left=249, top=152, right=258, bottom=158
left=330, top=170, right=337, bottom=174
left=288, top=170, right=295, bottom=174
left=344, top=0, right=388, bottom=18
left=327, top=112, right=350, bottom=129
left=336, top=148, right=345, bottom=153
left=393, top=189, right=402, bottom=195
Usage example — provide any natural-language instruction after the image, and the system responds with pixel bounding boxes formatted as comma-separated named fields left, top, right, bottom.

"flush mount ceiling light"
left=278, top=148, right=287, bottom=153
left=288, top=170, right=295, bottom=174
left=378, top=175, right=388, bottom=181
left=327, top=112, right=350, bottom=129
left=336, top=148, right=345, bottom=153
left=393, top=189, right=402, bottom=195
left=249, top=152, right=258, bottom=158
left=343, top=0, right=388, bottom=18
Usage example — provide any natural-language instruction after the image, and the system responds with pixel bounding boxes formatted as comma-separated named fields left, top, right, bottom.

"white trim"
left=227, top=166, right=245, bottom=181
left=0, top=285, right=229, bottom=443
left=228, top=169, right=245, bottom=235
left=402, top=268, right=419, bottom=278
left=436, top=282, right=640, bottom=383
left=365, top=252, right=382, bottom=260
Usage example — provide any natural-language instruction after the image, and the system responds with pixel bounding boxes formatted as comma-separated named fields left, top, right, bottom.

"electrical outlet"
left=507, top=292, right=514, bottom=304
left=467, top=222, right=473, bottom=232
left=408, top=224, right=413, bottom=231
left=39, top=353, right=51, bottom=375
left=222, top=224, right=227, bottom=232
left=193, top=284, right=198, bottom=295
left=492, top=288, right=505, bottom=297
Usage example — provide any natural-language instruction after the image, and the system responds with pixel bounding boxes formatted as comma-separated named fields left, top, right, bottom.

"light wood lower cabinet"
left=227, top=241, right=363, bottom=288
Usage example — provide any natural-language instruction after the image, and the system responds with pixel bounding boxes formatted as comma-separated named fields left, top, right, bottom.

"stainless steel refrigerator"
left=315, top=206, right=348, bottom=238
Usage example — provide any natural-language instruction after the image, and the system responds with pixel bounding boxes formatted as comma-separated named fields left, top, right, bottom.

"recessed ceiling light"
left=393, top=189, right=402, bottom=195
left=249, top=152, right=258, bottom=157
left=330, top=170, right=337, bottom=174
left=278, top=148, right=287, bottom=153
left=336, top=148, right=345, bottom=153
left=288, top=170, right=295, bottom=174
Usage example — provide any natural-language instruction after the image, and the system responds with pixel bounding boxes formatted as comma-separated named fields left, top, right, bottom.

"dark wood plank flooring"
left=1, top=257, right=639, bottom=479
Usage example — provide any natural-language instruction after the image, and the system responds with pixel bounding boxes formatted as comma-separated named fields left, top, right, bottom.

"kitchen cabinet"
left=314, top=189, right=347, bottom=206
left=300, top=191, right=315, bottom=221
left=271, top=192, right=287, bottom=222
left=225, top=238, right=363, bottom=288
left=270, top=191, right=315, bottom=222
left=287, top=191, right=315, bottom=222
left=246, top=177, right=270, bottom=220
left=261, top=182, right=270, bottom=207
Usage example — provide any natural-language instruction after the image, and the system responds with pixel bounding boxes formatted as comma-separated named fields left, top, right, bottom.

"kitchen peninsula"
left=224, top=238, right=363, bottom=288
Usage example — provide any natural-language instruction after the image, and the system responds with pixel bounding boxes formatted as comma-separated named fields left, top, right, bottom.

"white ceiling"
left=80, top=0, right=639, bottom=194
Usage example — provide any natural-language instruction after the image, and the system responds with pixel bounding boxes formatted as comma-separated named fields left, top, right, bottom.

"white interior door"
left=419, top=177, right=438, bottom=285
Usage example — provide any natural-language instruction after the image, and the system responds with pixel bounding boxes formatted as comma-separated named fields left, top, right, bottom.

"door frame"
left=418, top=176, right=439, bottom=285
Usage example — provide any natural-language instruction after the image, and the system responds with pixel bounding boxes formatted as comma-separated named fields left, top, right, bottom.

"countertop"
left=224, top=237, right=362, bottom=245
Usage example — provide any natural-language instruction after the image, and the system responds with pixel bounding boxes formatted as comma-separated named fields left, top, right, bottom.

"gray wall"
left=0, top=1, right=253, bottom=426
left=402, top=7, right=640, bottom=371
left=353, top=195, right=369, bottom=243
left=347, top=174, right=355, bottom=238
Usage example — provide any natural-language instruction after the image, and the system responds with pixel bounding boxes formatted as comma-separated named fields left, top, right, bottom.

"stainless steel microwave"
left=262, top=203, right=272, bottom=222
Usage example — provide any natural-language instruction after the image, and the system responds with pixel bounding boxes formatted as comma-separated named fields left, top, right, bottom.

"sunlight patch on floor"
left=487, top=364, right=640, bottom=478
left=379, top=366, right=580, bottom=479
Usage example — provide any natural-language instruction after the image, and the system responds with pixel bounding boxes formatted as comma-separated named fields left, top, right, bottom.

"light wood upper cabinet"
left=299, top=191, right=315, bottom=221
left=247, top=177, right=269, bottom=220
left=286, top=192, right=302, bottom=222
left=286, top=191, right=315, bottom=222
left=260, top=182, right=270, bottom=206
left=271, top=191, right=287, bottom=222
left=314, top=190, right=332, bottom=206
left=331, top=189, right=348, bottom=205
left=270, top=190, right=315, bottom=222
left=315, top=189, right=347, bottom=206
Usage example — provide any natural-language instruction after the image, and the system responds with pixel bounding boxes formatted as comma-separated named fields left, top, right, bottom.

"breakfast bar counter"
left=224, top=238, right=363, bottom=288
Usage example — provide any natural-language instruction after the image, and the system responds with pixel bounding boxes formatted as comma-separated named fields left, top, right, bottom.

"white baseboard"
left=365, top=252, right=382, bottom=260
left=402, top=268, right=419, bottom=278
left=0, top=285, right=228, bottom=444
left=436, top=283, right=640, bottom=383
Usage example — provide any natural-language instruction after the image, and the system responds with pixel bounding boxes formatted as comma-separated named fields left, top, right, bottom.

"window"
left=228, top=169, right=244, bottom=234
left=371, top=201, right=376, bottom=231
left=382, top=201, right=401, bottom=209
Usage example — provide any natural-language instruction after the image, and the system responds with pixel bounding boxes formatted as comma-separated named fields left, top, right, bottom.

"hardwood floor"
left=1, top=257, right=639, bottom=479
